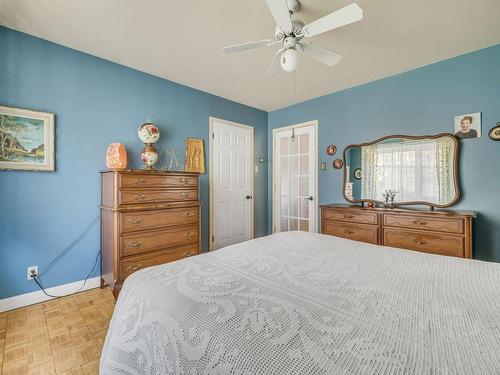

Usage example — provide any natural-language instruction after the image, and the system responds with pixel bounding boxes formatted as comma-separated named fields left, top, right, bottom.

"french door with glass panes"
left=273, top=121, right=317, bottom=233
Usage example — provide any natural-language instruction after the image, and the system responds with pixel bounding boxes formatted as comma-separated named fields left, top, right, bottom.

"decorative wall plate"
left=489, top=123, right=500, bottom=141
left=326, top=144, right=337, bottom=156
left=332, top=159, right=344, bottom=169
left=354, top=168, right=362, bottom=180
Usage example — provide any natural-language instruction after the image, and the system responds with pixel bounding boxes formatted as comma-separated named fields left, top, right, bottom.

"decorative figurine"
left=166, top=149, right=182, bottom=171
left=382, top=190, right=397, bottom=207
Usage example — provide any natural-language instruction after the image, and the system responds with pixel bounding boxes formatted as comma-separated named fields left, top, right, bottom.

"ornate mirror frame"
left=342, top=133, right=460, bottom=208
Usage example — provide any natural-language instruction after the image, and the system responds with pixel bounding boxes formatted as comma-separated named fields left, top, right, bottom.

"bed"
left=100, top=232, right=500, bottom=374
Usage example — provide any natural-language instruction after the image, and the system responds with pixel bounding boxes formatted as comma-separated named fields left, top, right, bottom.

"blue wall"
left=1, top=25, right=499, bottom=301
left=0, top=27, right=268, bottom=299
left=269, top=44, right=500, bottom=262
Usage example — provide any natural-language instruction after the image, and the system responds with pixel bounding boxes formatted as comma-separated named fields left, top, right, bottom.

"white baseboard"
left=0, top=277, right=101, bottom=313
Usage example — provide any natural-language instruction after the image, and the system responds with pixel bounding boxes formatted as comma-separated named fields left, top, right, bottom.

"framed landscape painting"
left=0, top=105, right=55, bottom=171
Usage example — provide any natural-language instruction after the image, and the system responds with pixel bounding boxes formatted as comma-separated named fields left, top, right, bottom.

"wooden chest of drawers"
left=321, top=204, right=476, bottom=258
left=100, top=170, right=201, bottom=298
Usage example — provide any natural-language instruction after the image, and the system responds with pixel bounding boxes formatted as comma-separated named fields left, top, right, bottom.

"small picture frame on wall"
left=332, top=159, right=344, bottom=169
left=454, top=112, right=481, bottom=139
left=326, top=144, right=337, bottom=156
left=0, top=105, right=55, bottom=171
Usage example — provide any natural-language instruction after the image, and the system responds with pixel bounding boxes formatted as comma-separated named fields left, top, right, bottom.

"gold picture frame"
left=184, top=137, right=205, bottom=173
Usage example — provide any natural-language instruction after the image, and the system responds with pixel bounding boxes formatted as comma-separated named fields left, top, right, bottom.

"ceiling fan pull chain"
left=294, top=70, right=297, bottom=97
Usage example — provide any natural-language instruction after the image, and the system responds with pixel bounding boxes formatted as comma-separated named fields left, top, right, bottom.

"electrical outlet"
left=27, top=266, right=38, bottom=280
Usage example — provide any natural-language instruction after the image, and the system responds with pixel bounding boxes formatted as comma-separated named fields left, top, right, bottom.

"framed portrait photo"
left=0, top=105, right=55, bottom=171
left=454, top=112, right=481, bottom=140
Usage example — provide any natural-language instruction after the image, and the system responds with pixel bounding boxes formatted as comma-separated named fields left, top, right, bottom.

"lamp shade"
left=281, top=48, right=299, bottom=72
left=106, top=143, right=128, bottom=170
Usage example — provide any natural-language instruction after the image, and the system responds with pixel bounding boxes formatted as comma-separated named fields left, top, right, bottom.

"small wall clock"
left=489, top=123, right=500, bottom=141
left=354, top=168, right=362, bottom=180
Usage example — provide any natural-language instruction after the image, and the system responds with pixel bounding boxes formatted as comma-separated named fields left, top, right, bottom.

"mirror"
left=343, top=134, right=460, bottom=208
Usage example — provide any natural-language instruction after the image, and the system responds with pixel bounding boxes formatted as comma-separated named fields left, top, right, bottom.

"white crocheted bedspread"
left=100, top=232, right=500, bottom=374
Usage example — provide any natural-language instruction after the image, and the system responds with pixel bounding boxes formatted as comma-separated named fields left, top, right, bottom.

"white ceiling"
left=1, top=0, right=499, bottom=111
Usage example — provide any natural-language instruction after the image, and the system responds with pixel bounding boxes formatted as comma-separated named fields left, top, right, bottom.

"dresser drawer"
left=120, top=174, right=198, bottom=189
left=322, top=220, right=379, bottom=245
left=383, top=228, right=464, bottom=257
left=119, top=244, right=198, bottom=280
left=323, top=208, right=378, bottom=225
left=383, top=214, right=464, bottom=234
left=120, top=207, right=199, bottom=233
left=120, top=224, right=198, bottom=257
left=119, top=189, right=197, bottom=205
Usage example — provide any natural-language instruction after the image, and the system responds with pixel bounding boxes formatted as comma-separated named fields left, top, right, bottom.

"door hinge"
left=211, top=235, right=214, bottom=242
left=212, top=132, right=214, bottom=139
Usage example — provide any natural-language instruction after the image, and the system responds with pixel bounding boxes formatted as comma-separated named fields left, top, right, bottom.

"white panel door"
left=273, top=122, right=317, bottom=233
left=211, top=118, right=254, bottom=250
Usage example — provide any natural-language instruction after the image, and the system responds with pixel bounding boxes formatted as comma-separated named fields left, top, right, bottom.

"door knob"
left=304, top=196, right=313, bottom=201
left=245, top=195, right=253, bottom=200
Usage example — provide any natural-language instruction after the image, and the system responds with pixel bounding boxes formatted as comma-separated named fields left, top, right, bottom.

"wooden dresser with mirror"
left=100, top=170, right=201, bottom=298
left=321, top=133, right=476, bottom=258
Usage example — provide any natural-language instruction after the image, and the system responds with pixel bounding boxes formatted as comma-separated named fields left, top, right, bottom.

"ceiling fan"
left=223, top=0, right=363, bottom=75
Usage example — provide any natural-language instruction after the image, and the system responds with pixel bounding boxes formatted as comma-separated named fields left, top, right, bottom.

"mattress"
left=100, top=232, right=500, bottom=374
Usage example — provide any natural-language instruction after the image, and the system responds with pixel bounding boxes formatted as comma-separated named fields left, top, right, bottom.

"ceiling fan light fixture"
left=223, top=1, right=363, bottom=75
left=281, top=48, right=299, bottom=72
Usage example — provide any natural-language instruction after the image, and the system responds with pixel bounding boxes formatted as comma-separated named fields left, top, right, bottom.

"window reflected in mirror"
left=344, top=134, right=459, bottom=207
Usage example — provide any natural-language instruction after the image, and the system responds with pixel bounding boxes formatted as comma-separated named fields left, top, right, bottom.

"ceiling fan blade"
left=224, top=39, right=275, bottom=54
left=301, top=43, right=342, bottom=66
left=265, top=49, right=285, bottom=76
left=301, top=3, right=363, bottom=37
left=265, top=0, right=293, bottom=31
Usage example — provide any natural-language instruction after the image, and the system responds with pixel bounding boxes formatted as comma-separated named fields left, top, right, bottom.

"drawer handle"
left=344, top=229, right=355, bottom=234
left=412, top=220, right=428, bottom=226
left=413, top=239, right=427, bottom=245
left=126, top=264, right=143, bottom=271
left=183, top=212, right=195, bottom=217
left=185, top=251, right=196, bottom=257
left=127, top=241, right=144, bottom=248
left=344, top=215, right=354, bottom=219
left=127, top=218, right=143, bottom=224
left=135, top=194, right=146, bottom=201
left=184, top=232, right=194, bottom=237
left=181, top=192, right=188, bottom=198
left=181, top=178, right=187, bottom=184
left=135, top=178, right=146, bottom=184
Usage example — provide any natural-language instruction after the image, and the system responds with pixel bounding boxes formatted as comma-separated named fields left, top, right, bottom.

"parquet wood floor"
left=0, top=287, right=114, bottom=374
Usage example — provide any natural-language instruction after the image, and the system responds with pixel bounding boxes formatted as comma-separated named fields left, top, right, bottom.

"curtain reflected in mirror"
left=344, top=134, right=459, bottom=207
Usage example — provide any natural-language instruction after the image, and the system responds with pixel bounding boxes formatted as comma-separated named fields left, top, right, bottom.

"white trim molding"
left=0, top=277, right=101, bottom=313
